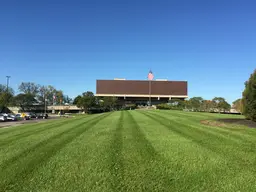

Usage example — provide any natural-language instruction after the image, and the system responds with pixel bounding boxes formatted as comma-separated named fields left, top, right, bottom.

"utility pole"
left=6, top=76, right=11, bottom=92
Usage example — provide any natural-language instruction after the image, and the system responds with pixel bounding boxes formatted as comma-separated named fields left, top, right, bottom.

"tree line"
left=73, top=91, right=124, bottom=113
left=72, top=92, right=233, bottom=113
left=156, top=97, right=231, bottom=112
left=0, top=82, right=236, bottom=114
left=1, top=68, right=255, bottom=121
left=0, top=82, right=71, bottom=112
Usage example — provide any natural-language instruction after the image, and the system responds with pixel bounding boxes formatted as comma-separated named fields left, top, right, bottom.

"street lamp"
left=6, top=76, right=11, bottom=92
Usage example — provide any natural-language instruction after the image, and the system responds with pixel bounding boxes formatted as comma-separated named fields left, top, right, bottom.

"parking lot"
left=0, top=115, right=61, bottom=129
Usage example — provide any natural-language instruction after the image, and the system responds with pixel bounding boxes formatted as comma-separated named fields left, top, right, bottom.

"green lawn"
left=0, top=110, right=256, bottom=192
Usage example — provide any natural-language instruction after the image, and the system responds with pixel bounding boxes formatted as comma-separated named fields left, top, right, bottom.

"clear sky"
left=1, top=0, right=255, bottom=103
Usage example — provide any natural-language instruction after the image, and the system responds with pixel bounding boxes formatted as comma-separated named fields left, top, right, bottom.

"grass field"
left=0, top=110, right=256, bottom=192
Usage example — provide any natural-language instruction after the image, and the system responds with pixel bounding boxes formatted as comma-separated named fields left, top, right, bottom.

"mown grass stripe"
left=167, top=110, right=244, bottom=119
left=0, top=112, right=112, bottom=191
left=123, top=111, right=173, bottom=191
left=148, top=110, right=254, bottom=143
left=130, top=111, right=227, bottom=190
left=0, top=116, right=100, bottom=166
left=144, top=110, right=243, bottom=145
left=0, top=119, right=64, bottom=136
left=126, top=111, right=158, bottom=158
left=0, top=116, right=86, bottom=138
left=155, top=110, right=255, bottom=136
left=149, top=110, right=256, bottom=145
left=140, top=111, right=226, bottom=146
left=0, top=118, right=84, bottom=147
left=139, top=111, right=256, bottom=170
left=0, top=113, right=108, bottom=170
left=0, top=110, right=255, bottom=191
left=109, top=111, right=124, bottom=191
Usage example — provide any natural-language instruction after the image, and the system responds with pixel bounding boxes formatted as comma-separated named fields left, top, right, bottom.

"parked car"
left=16, top=113, right=30, bottom=120
left=0, top=114, right=7, bottom=122
left=36, top=113, right=48, bottom=119
left=2, top=113, right=8, bottom=117
left=26, top=112, right=37, bottom=119
left=15, top=114, right=23, bottom=120
left=7, top=114, right=18, bottom=121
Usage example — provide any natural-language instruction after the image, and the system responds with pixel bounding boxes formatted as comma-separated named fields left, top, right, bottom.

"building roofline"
left=95, top=94, right=188, bottom=98
left=96, top=79, right=188, bottom=82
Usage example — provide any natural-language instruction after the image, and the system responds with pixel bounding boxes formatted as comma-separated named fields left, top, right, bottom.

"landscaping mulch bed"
left=217, top=118, right=256, bottom=128
left=201, top=119, right=256, bottom=128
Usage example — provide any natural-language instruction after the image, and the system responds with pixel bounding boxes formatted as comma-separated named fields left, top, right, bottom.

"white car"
left=0, top=114, right=7, bottom=122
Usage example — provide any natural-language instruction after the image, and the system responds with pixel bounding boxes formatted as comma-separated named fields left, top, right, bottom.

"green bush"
left=88, top=107, right=105, bottom=114
left=156, top=103, right=184, bottom=110
left=156, top=103, right=171, bottom=110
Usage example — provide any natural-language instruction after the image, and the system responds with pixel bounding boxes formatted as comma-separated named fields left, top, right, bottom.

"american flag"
left=147, top=70, right=154, bottom=80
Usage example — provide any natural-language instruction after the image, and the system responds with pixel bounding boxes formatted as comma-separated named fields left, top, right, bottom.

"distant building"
left=95, top=79, right=188, bottom=105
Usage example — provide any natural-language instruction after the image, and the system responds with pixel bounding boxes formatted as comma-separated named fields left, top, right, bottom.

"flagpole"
left=149, top=80, right=151, bottom=106
left=148, top=70, right=154, bottom=106
left=147, top=70, right=153, bottom=106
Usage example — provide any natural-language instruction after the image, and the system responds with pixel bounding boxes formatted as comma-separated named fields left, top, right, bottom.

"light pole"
left=6, top=76, right=11, bottom=92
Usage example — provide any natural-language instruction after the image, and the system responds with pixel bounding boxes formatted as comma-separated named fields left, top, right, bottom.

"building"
left=95, top=79, right=188, bottom=105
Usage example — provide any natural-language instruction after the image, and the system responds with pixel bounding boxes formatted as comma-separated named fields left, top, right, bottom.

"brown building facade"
left=96, top=79, right=188, bottom=105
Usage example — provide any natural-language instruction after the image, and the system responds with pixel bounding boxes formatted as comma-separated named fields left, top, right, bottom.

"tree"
left=63, top=94, right=72, bottom=104
left=0, top=84, right=14, bottom=95
left=212, top=97, right=224, bottom=112
left=75, top=91, right=96, bottom=113
left=12, top=93, right=37, bottom=112
left=0, top=84, right=7, bottom=93
left=37, top=85, right=63, bottom=105
left=168, top=99, right=185, bottom=110
left=184, top=99, right=191, bottom=110
left=201, top=100, right=214, bottom=112
left=242, top=69, right=256, bottom=121
left=189, top=97, right=204, bottom=111
left=18, top=82, right=40, bottom=96
left=0, top=84, right=14, bottom=112
left=221, top=101, right=231, bottom=112
left=232, top=99, right=243, bottom=113
left=73, top=95, right=82, bottom=105
left=37, top=85, right=48, bottom=105
left=212, top=97, right=231, bottom=112
left=0, top=92, right=14, bottom=109
left=54, top=90, right=64, bottom=105
left=46, top=85, right=56, bottom=104
left=101, top=97, right=118, bottom=111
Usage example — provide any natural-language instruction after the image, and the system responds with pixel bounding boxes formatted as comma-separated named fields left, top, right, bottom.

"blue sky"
left=0, top=0, right=255, bottom=103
